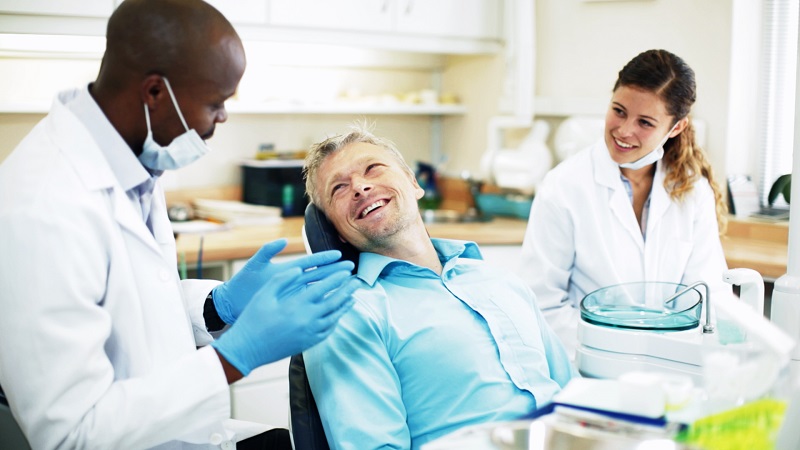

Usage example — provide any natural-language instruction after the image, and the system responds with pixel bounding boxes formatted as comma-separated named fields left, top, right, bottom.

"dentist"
left=519, top=49, right=730, bottom=359
left=0, top=1, right=358, bottom=449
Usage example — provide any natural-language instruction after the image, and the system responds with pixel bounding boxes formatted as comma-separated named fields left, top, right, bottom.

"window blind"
left=757, top=0, right=799, bottom=207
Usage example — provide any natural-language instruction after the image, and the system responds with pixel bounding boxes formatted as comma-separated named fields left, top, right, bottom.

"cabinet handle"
left=405, top=0, right=415, bottom=14
left=381, top=0, right=390, bottom=13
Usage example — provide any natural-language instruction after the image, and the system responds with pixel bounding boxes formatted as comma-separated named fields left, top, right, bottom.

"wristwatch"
left=203, top=290, right=227, bottom=332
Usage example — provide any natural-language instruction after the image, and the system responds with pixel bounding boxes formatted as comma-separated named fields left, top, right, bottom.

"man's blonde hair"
left=303, top=121, right=415, bottom=208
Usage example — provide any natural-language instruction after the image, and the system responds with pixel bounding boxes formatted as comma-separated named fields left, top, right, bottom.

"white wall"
left=0, top=1, right=747, bottom=190
left=533, top=0, right=735, bottom=182
left=0, top=110, right=437, bottom=193
left=440, top=53, right=506, bottom=177
left=439, top=0, right=742, bottom=186
left=164, top=114, right=435, bottom=190
left=0, top=53, right=444, bottom=190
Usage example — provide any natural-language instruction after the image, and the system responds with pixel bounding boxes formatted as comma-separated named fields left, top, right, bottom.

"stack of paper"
left=192, top=198, right=283, bottom=226
left=170, top=219, right=230, bottom=235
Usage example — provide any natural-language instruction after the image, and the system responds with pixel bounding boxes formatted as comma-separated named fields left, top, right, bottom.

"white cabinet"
left=0, top=0, right=114, bottom=17
left=205, top=0, right=269, bottom=25
left=266, top=0, right=502, bottom=50
left=0, top=0, right=112, bottom=36
left=268, top=0, right=500, bottom=40
left=230, top=358, right=291, bottom=427
left=268, top=0, right=393, bottom=32
left=395, top=0, right=501, bottom=40
left=0, top=0, right=503, bottom=54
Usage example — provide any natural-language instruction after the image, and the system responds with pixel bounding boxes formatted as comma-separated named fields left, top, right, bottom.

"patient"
left=302, top=124, right=575, bottom=450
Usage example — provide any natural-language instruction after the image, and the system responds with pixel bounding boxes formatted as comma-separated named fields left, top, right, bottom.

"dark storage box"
left=241, top=159, right=308, bottom=217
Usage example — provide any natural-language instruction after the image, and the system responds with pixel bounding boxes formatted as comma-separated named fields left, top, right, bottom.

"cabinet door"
left=231, top=357, right=290, bottom=427
left=268, top=0, right=393, bottom=32
left=0, top=0, right=114, bottom=17
left=395, top=0, right=501, bottom=39
left=205, top=0, right=268, bottom=25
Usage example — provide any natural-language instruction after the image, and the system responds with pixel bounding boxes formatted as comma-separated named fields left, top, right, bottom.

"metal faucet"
left=663, top=281, right=714, bottom=334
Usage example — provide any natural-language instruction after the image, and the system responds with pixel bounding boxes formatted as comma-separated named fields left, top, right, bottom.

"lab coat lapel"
left=591, top=143, right=645, bottom=250
left=49, top=93, right=167, bottom=260
left=47, top=93, right=116, bottom=191
left=111, top=186, right=165, bottom=258
left=150, top=182, right=178, bottom=269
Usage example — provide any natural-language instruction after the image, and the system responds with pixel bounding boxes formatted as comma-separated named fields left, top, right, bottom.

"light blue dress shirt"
left=304, top=238, right=575, bottom=450
left=620, top=174, right=651, bottom=240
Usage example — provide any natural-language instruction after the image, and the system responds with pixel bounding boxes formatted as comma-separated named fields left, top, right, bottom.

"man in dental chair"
left=302, top=123, right=576, bottom=450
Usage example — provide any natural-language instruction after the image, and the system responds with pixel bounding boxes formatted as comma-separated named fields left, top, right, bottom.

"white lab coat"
left=519, top=140, right=729, bottom=358
left=0, top=92, right=266, bottom=449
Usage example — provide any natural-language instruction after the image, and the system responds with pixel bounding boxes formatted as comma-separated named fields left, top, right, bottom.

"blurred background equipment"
left=241, top=158, right=308, bottom=217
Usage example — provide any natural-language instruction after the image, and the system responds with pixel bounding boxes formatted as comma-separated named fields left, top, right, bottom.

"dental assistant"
left=519, top=49, right=730, bottom=359
left=0, top=1, right=358, bottom=449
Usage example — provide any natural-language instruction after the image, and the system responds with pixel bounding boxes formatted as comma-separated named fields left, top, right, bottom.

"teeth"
left=615, top=139, right=634, bottom=149
left=361, top=200, right=386, bottom=218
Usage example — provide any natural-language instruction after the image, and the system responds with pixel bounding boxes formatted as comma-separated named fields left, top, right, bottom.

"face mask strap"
left=143, top=104, right=152, bottom=131
left=161, top=76, right=190, bottom=132
left=618, top=120, right=682, bottom=170
left=659, top=120, right=681, bottom=149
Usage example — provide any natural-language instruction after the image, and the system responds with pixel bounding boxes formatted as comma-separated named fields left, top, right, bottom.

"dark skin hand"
left=216, top=350, right=244, bottom=384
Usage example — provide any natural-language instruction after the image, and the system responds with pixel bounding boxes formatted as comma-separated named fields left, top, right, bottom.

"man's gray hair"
left=303, top=122, right=415, bottom=206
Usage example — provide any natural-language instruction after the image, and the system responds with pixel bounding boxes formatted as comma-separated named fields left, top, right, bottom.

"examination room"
left=2, top=0, right=800, bottom=449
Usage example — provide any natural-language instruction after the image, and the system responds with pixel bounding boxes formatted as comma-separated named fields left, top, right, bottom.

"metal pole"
left=770, top=3, right=800, bottom=370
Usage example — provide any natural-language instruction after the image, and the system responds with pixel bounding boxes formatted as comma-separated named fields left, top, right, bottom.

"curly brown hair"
left=614, top=49, right=727, bottom=234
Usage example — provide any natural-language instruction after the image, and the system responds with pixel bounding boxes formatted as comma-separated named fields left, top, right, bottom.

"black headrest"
left=304, top=203, right=360, bottom=273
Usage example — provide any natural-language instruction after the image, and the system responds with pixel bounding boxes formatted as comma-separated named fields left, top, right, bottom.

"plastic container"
left=475, top=193, right=533, bottom=219
left=580, top=282, right=703, bottom=331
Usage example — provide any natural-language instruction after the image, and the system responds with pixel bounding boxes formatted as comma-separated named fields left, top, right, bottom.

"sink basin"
left=420, top=209, right=492, bottom=224
left=580, top=281, right=703, bottom=331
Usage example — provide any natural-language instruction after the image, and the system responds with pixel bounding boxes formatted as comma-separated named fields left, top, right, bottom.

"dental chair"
left=0, top=385, right=31, bottom=450
left=290, top=203, right=359, bottom=450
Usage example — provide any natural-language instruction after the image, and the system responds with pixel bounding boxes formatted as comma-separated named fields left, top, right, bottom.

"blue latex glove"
left=212, top=238, right=354, bottom=324
left=211, top=266, right=360, bottom=376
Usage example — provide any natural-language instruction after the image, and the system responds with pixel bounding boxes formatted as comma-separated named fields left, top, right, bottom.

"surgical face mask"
left=139, top=77, right=210, bottom=171
left=619, top=122, right=679, bottom=170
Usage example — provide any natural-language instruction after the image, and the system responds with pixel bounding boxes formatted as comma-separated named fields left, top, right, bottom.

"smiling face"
left=315, top=142, right=425, bottom=253
left=604, top=85, right=682, bottom=166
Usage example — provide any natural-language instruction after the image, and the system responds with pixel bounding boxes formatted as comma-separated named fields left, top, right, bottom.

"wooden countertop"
left=175, top=214, right=790, bottom=281
left=722, top=218, right=789, bottom=280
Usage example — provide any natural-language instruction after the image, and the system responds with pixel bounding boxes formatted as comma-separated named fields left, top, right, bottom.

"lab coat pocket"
left=659, top=239, right=693, bottom=281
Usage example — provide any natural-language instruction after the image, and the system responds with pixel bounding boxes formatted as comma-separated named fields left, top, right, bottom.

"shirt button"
left=209, top=433, right=223, bottom=445
left=159, top=269, right=172, bottom=282
left=221, top=440, right=235, bottom=450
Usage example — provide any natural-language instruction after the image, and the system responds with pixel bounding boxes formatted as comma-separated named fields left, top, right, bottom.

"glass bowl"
left=580, top=282, right=702, bottom=331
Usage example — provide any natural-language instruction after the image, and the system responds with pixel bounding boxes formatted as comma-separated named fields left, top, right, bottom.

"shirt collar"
left=355, top=238, right=483, bottom=286
left=65, top=84, right=152, bottom=192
